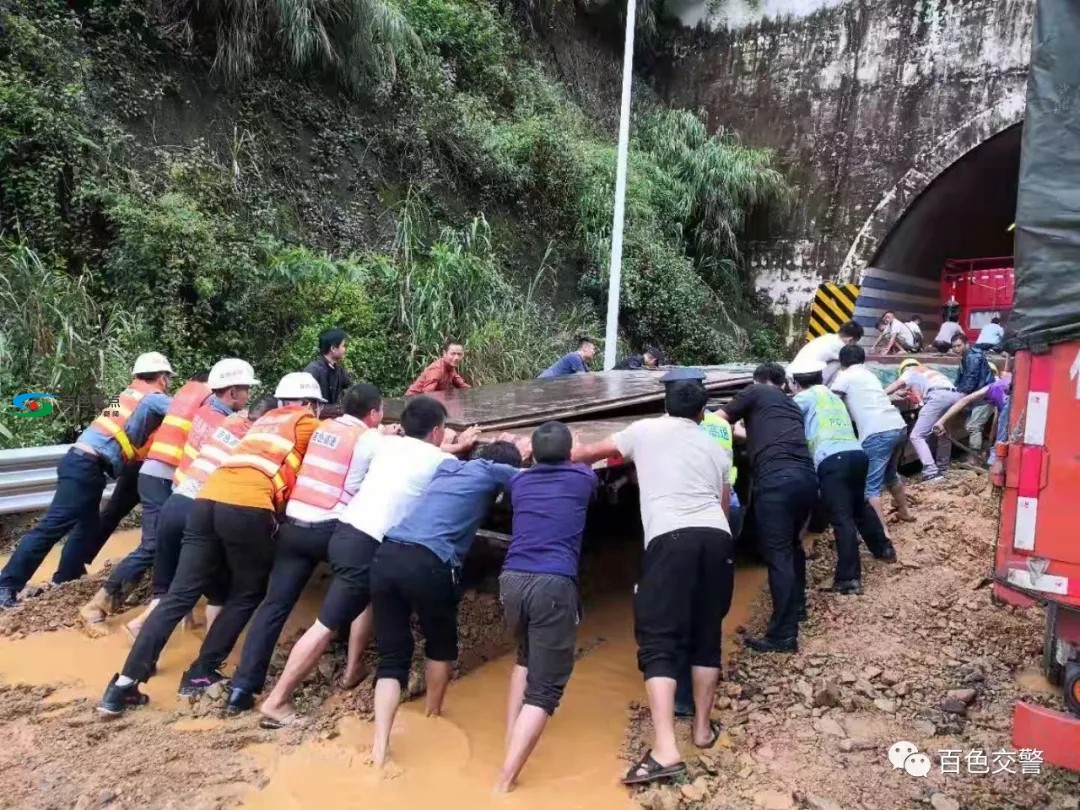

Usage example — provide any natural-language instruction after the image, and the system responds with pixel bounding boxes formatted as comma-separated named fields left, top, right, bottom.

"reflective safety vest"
left=88, top=379, right=160, bottom=463
left=173, top=403, right=231, bottom=487
left=218, top=405, right=308, bottom=507
left=807, top=385, right=857, bottom=459
left=700, top=412, right=738, bottom=486
left=174, top=412, right=252, bottom=496
left=289, top=415, right=368, bottom=512
left=146, top=381, right=212, bottom=467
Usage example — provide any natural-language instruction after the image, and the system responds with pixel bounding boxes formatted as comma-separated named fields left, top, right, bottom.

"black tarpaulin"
left=1010, top=0, right=1080, bottom=348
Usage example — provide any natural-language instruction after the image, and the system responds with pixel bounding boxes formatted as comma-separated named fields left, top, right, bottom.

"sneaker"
left=177, top=668, right=228, bottom=698
left=920, top=471, right=945, bottom=484
left=226, top=688, right=256, bottom=716
left=0, top=588, right=17, bottom=610
left=874, top=544, right=898, bottom=563
left=97, top=674, right=149, bottom=717
left=824, top=579, right=863, bottom=595
left=745, top=636, right=798, bottom=654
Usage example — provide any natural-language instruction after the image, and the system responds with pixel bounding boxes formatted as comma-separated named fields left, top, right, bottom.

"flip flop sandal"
left=694, top=719, right=721, bottom=750
left=259, top=713, right=309, bottom=730
left=621, top=751, right=687, bottom=786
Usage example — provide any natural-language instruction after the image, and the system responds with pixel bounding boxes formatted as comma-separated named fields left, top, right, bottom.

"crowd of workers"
left=0, top=319, right=1009, bottom=789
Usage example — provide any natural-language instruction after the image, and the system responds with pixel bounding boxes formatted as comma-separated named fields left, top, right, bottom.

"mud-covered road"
left=0, top=471, right=1077, bottom=809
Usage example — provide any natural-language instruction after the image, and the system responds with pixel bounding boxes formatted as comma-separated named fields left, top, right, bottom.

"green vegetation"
left=0, top=0, right=789, bottom=447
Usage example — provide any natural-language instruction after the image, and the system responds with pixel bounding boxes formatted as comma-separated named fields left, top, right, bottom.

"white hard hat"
left=132, top=352, right=173, bottom=375
left=208, top=358, right=260, bottom=389
left=274, top=372, right=326, bottom=402
left=788, top=358, right=827, bottom=376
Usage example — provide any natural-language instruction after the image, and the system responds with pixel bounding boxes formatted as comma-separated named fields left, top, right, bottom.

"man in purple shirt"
left=495, top=421, right=597, bottom=792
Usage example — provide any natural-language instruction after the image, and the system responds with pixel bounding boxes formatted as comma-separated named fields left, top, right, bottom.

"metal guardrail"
left=0, top=444, right=115, bottom=516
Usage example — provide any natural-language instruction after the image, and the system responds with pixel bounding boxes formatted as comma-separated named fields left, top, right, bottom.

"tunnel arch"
left=839, top=96, right=1024, bottom=340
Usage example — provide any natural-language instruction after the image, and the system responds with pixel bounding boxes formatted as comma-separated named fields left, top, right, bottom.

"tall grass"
left=0, top=239, right=139, bottom=443
left=383, top=204, right=600, bottom=384
left=155, top=0, right=420, bottom=92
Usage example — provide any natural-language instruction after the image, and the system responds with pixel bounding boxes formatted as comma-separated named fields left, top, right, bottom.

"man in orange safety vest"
left=0, top=353, right=174, bottom=610
left=80, top=359, right=261, bottom=631
left=226, top=383, right=388, bottom=714
left=98, top=372, right=325, bottom=713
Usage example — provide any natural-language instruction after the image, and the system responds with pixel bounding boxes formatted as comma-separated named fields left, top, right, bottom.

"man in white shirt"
left=872, top=311, right=916, bottom=354
left=226, top=384, right=385, bottom=714
left=790, top=320, right=864, bottom=387
left=884, top=359, right=960, bottom=482
left=931, top=317, right=965, bottom=353
left=975, top=316, right=1005, bottom=350
left=830, top=345, right=912, bottom=527
left=905, top=315, right=924, bottom=351
left=572, top=375, right=731, bottom=786
left=256, top=396, right=479, bottom=728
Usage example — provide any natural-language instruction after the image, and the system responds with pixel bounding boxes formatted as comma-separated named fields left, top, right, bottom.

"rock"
left=740, top=683, right=760, bottom=699
left=806, top=796, right=843, bottom=810
left=839, top=671, right=857, bottom=684
left=640, top=787, right=681, bottom=810
left=794, top=680, right=814, bottom=703
left=74, top=796, right=93, bottom=810
left=714, top=696, right=732, bottom=710
left=204, top=682, right=225, bottom=701
left=815, top=716, right=847, bottom=738
left=1057, top=797, right=1080, bottom=810
left=930, top=795, right=960, bottom=810
left=316, top=660, right=336, bottom=681
left=940, top=698, right=968, bottom=715
left=812, top=678, right=841, bottom=708
left=698, top=754, right=717, bottom=774
left=880, top=670, right=901, bottom=686
left=755, top=744, right=775, bottom=761
left=98, top=790, right=118, bottom=806
left=946, top=688, right=977, bottom=705
left=763, top=685, right=780, bottom=695
left=913, top=720, right=937, bottom=737
left=863, top=666, right=883, bottom=681
left=854, top=680, right=877, bottom=698
left=874, top=698, right=897, bottom=714
left=893, top=682, right=910, bottom=697
left=752, top=790, right=795, bottom=810
left=680, top=782, right=706, bottom=803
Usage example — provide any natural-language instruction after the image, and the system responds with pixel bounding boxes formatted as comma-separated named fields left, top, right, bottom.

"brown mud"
left=0, top=529, right=764, bottom=809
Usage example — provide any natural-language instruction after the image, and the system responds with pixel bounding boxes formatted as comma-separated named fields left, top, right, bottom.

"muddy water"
left=0, top=530, right=766, bottom=809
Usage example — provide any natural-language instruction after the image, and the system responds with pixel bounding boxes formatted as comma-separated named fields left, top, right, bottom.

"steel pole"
left=602, top=0, right=636, bottom=371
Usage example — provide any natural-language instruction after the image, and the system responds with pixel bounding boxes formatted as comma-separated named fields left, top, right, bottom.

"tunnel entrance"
left=857, top=123, right=1022, bottom=337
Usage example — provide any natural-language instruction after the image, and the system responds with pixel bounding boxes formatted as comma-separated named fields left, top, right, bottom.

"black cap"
left=659, top=367, right=706, bottom=384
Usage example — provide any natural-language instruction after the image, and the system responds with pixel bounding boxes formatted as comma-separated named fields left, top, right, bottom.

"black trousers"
left=633, top=527, right=734, bottom=681
left=104, top=474, right=173, bottom=596
left=231, top=519, right=337, bottom=694
left=371, top=541, right=461, bottom=688
left=77, top=460, right=143, bottom=575
left=121, top=500, right=277, bottom=683
left=817, top=451, right=890, bottom=583
left=754, top=470, right=818, bottom=641
left=150, top=494, right=229, bottom=603
left=318, top=523, right=379, bottom=630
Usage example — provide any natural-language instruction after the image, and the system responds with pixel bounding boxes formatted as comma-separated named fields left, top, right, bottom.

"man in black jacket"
left=304, top=328, right=353, bottom=405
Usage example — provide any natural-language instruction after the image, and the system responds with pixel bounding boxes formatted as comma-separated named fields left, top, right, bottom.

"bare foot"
left=336, top=666, right=367, bottom=690
left=493, top=779, right=516, bottom=794
left=79, top=606, right=109, bottom=638
left=258, top=699, right=297, bottom=725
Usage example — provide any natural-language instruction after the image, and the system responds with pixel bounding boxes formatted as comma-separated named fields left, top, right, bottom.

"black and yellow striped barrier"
left=805, top=282, right=860, bottom=341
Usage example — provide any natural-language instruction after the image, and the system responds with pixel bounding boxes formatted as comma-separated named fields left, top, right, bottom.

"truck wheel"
left=1044, top=603, right=1065, bottom=686
left=1065, top=662, right=1080, bottom=717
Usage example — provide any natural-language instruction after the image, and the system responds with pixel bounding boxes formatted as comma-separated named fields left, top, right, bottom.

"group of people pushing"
left=0, top=321, right=1010, bottom=789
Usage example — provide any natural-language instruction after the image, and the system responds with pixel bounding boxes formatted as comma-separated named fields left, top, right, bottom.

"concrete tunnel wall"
left=659, top=0, right=1033, bottom=342
left=854, top=123, right=1022, bottom=340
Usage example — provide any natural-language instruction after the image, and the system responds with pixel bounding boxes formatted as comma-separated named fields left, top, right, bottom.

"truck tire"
left=1044, top=603, right=1065, bottom=686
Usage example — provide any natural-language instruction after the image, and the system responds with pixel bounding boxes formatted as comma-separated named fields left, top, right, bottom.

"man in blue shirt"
left=537, top=337, right=596, bottom=378
left=496, top=421, right=597, bottom=792
left=0, top=352, right=174, bottom=608
left=789, top=359, right=894, bottom=595
left=367, top=440, right=524, bottom=768
left=952, top=331, right=995, bottom=394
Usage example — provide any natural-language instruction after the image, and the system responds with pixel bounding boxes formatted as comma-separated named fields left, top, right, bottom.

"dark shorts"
left=318, top=523, right=379, bottom=630
left=633, top=527, right=734, bottom=681
left=499, top=570, right=579, bottom=715
left=370, top=540, right=461, bottom=687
